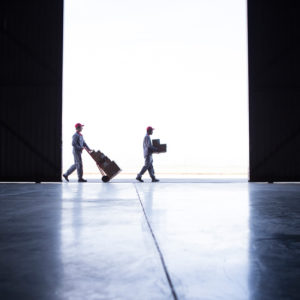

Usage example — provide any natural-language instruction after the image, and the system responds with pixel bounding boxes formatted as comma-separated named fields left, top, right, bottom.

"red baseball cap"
left=147, top=126, right=154, bottom=131
left=75, top=123, right=84, bottom=128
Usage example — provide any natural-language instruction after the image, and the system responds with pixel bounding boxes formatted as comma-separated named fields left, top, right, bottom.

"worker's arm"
left=83, top=140, right=91, bottom=151
left=146, top=136, right=158, bottom=153
left=72, top=134, right=83, bottom=151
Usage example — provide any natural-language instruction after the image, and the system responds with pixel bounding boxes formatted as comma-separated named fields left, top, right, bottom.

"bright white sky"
left=63, top=0, right=248, bottom=176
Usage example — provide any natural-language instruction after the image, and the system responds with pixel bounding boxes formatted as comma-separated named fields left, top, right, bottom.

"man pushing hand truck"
left=63, top=123, right=90, bottom=182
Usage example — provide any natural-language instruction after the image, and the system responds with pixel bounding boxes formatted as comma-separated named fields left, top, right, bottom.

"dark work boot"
left=78, top=178, right=87, bottom=182
left=152, top=178, right=159, bottom=182
left=63, top=174, right=69, bottom=182
left=136, top=175, right=144, bottom=182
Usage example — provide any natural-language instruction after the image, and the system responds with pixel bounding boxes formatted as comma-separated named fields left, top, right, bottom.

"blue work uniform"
left=65, top=132, right=90, bottom=179
left=138, top=134, right=157, bottom=179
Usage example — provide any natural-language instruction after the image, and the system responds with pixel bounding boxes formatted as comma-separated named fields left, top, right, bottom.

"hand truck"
left=85, top=148, right=121, bottom=182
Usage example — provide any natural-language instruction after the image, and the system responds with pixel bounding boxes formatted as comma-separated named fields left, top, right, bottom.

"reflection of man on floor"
left=136, top=126, right=159, bottom=183
left=63, top=123, right=91, bottom=183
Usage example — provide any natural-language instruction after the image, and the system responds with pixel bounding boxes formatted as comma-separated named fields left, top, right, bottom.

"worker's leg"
left=64, top=164, right=76, bottom=177
left=148, top=163, right=155, bottom=180
left=65, top=150, right=79, bottom=176
left=138, top=165, right=148, bottom=177
left=73, top=150, right=83, bottom=180
left=138, top=156, right=152, bottom=177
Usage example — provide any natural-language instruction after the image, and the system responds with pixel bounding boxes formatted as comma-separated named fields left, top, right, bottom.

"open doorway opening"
left=63, top=0, right=248, bottom=179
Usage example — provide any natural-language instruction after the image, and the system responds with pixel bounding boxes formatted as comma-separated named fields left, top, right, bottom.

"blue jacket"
left=143, top=134, right=157, bottom=158
left=72, top=132, right=90, bottom=152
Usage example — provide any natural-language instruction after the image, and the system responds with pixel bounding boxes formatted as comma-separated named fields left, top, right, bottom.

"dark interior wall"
left=248, top=0, right=300, bottom=182
left=0, top=1, right=63, bottom=182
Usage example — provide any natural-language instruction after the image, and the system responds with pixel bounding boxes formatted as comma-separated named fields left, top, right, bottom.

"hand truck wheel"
left=102, top=176, right=110, bottom=182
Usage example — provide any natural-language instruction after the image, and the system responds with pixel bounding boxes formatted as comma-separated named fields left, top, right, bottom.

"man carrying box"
left=136, top=126, right=159, bottom=183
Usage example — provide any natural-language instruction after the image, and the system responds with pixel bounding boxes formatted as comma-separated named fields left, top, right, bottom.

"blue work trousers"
left=65, top=150, right=83, bottom=179
left=138, top=155, right=155, bottom=179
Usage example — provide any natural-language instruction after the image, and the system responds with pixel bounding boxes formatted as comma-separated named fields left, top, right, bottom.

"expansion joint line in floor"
left=133, top=183, right=178, bottom=300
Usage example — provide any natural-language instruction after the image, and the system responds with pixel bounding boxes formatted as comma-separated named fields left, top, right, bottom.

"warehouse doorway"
left=63, top=0, right=248, bottom=179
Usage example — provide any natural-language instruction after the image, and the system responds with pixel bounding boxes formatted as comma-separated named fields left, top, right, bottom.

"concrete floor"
left=0, top=181, right=299, bottom=300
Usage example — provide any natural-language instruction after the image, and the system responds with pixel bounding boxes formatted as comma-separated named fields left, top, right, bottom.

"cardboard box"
left=152, top=139, right=167, bottom=153
left=152, top=139, right=160, bottom=148
left=90, top=150, right=106, bottom=163
left=158, top=144, right=167, bottom=153
left=103, top=161, right=121, bottom=178
left=89, top=150, right=121, bottom=179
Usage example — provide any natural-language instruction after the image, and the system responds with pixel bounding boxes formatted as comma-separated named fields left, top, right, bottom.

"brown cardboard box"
left=152, top=139, right=167, bottom=153
left=152, top=139, right=160, bottom=148
left=88, top=150, right=121, bottom=179
left=158, top=144, right=167, bottom=153
left=90, top=150, right=106, bottom=163
left=103, top=161, right=121, bottom=178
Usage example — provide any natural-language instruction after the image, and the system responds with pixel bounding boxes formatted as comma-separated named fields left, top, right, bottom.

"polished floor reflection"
left=0, top=182, right=299, bottom=300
